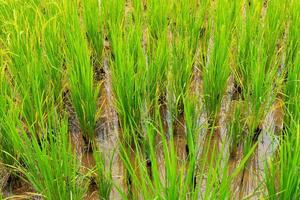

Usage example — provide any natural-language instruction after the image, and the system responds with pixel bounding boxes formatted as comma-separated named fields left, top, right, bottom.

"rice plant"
left=0, top=0, right=65, bottom=137
left=118, top=109, right=256, bottom=199
left=203, top=0, right=238, bottom=122
left=168, top=0, right=203, bottom=115
left=265, top=122, right=300, bottom=199
left=0, top=53, right=17, bottom=166
left=82, top=0, right=103, bottom=59
left=92, top=148, right=113, bottom=200
left=62, top=0, right=100, bottom=143
left=265, top=3, right=300, bottom=197
left=4, top=107, right=88, bottom=199
left=0, top=0, right=299, bottom=199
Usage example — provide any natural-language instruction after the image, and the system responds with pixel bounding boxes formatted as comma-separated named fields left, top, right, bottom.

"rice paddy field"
left=0, top=0, right=299, bottom=199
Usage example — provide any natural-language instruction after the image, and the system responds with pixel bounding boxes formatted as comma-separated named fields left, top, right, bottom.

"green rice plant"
left=122, top=1, right=167, bottom=122
left=131, top=0, right=143, bottom=25
left=284, top=53, right=300, bottom=124
left=228, top=102, right=244, bottom=155
left=198, top=142, right=257, bottom=200
left=106, top=3, right=150, bottom=196
left=231, top=3, right=295, bottom=194
left=195, top=0, right=212, bottom=73
left=181, top=94, right=201, bottom=196
left=145, top=34, right=169, bottom=109
left=62, top=0, right=100, bottom=142
left=170, top=0, right=204, bottom=57
left=108, top=1, right=146, bottom=141
left=233, top=0, right=262, bottom=91
left=92, top=148, right=113, bottom=199
left=109, top=32, right=145, bottom=134
left=0, top=49, right=18, bottom=166
left=145, top=0, right=170, bottom=114
left=265, top=122, right=300, bottom=199
left=147, top=0, right=169, bottom=40
left=263, top=0, right=288, bottom=71
left=0, top=95, right=18, bottom=166
left=285, top=0, right=300, bottom=76
left=1, top=0, right=299, bottom=199
left=203, top=0, right=239, bottom=122
left=201, top=1, right=239, bottom=165
left=183, top=94, right=200, bottom=161
left=112, top=87, right=257, bottom=199
left=82, top=0, right=103, bottom=59
left=102, top=0, right=125, bottom=37
left=4, top=4, right=48, bottom=131
left=233, top=1, right=283, bottom=155
left=264, top=4, right=300, bottom=196
left=117, top=107, right=257, bottom=199
left=242, top=43, right=276, bottom=155
left=283, top=0, right=300, bottom=125
left=3, top=107, right=88, bottom=200
left=117, top=115, right=184, bottom=199
left=236, top=0, right=285, bottom=129
left=232, top=3, right=261, bottom=157
left=167, top=0, right=207, bottom=117
left=118, top=128, right=152, bottom=199
left=42, top=2, right=65, bottom=102
left=0, top=1, right=65, bottom=136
